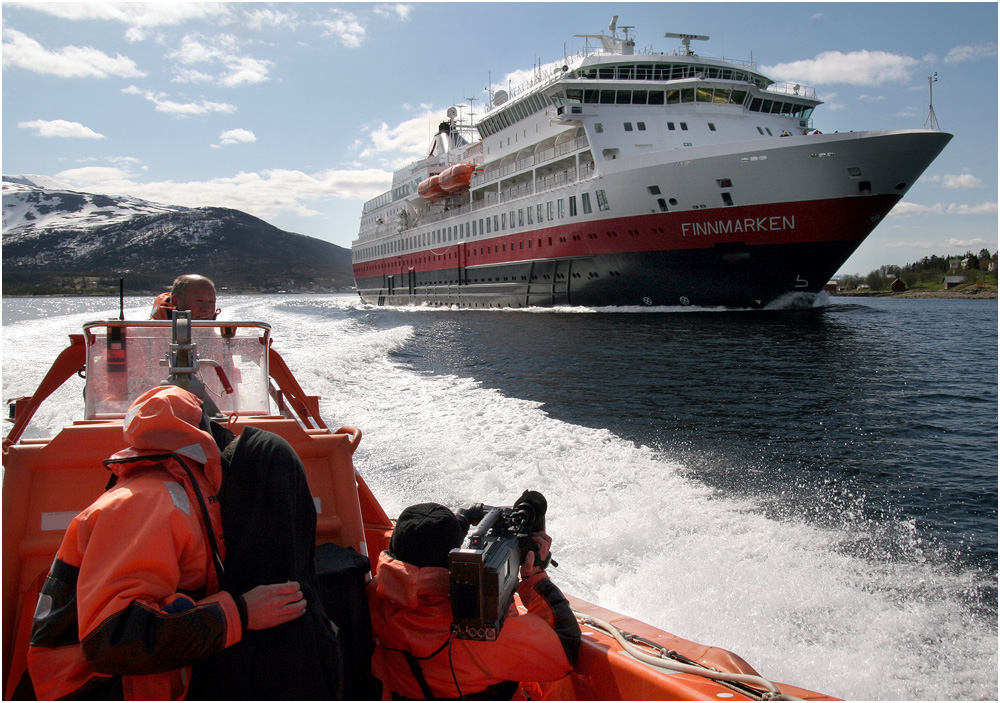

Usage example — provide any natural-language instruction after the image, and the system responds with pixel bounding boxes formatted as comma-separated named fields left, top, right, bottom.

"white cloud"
left=314, top=10, right=366, bottom=48
left=166, top=33, right=272, bottom=86
left=218, top=128, right=257, bottom=145
left=18, top=119, right=105, bottom=139
left=1, top=28, right=146, bottom=78
left=944, top=43, right=998, bottom=64
left=219, top=56, right=271, bottom=87
left=762, top=50, right=920, bottom=86
left=122, top=85, right=236, bottom=116
left=945, top=202, right=998, bottom=215
left=923, top=172, right=983, bottom=189
left=374, top=4, right=414, bottom=21
left=243, top=7, right=299, bottom=32
left=359, top=107, right=441, bottom=167
left=54, top=165, right=393, bottom=220
left=172, top=67, right=214, bottom=84
left=13, top=3, right=233, bottom=42
left=888, top=201, right=998, bottom=217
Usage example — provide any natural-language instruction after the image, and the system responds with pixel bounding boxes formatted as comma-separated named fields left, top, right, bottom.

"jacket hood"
left=372, top=552, right=454, bottom=656
left=110, top=385, right=223, bottom=491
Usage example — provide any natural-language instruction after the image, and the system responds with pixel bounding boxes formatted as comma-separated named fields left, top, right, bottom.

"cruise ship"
left=352, top=20, right=951, bottom=308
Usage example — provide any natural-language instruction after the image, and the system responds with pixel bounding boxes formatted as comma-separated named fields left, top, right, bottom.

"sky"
left=2, top=2, right=997, bottom=275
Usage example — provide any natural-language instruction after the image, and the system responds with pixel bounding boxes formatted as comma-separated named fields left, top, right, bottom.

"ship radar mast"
left=924, top=72, right=941, bottom=131
left=664, top=32, right=710, bottom=56
left=575, top=15, right=636, bottom=55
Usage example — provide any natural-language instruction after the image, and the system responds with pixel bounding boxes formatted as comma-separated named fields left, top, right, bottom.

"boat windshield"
left=82, top=320, right=272, bottom=419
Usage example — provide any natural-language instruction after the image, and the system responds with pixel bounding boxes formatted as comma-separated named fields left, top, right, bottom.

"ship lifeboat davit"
left=417, top=174, right=447, bottom=201
left=438, top=163, right=476, bottom=193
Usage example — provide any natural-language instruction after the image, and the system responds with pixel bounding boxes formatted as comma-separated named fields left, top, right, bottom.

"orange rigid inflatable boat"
left=2, top=313, right=839, bottom=701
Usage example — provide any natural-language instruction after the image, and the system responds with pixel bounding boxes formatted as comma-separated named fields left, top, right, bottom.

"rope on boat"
left=574, top=612, right=803, bottom=702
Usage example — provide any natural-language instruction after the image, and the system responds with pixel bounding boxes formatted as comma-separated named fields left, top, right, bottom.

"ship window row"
left=354, top=190, right=609, bottom=262
left=562, top=86, right=812, bottom=119
left=565, top=86, right=750, bottom=107
left=574, top=62, right=766, bottom=87
left=478, top=92, right=553, bottom=139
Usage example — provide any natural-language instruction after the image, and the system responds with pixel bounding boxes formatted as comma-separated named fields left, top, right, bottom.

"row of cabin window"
left=594, top=121, right=702, bottom=133
left=562, top=87, right=812, bottom=119
left=354, top=190, right=612, bottom=262
left=479, top=92, right=554, bottom=138
left=574, top=63, right=764, bottom=86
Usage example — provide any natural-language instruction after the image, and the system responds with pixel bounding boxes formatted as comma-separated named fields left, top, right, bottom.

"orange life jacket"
left=150, top=291, right=175, bottom=320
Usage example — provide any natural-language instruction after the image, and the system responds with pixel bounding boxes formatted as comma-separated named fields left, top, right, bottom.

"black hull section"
left=356, top=239, right=862, bottom=309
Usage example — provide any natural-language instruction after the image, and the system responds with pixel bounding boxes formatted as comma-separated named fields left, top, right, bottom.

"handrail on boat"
left=3, top=320, right=335, bottom=449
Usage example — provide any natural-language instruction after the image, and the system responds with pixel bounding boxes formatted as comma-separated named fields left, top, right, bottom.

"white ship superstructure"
left=352, top=21, right=951, bottom=308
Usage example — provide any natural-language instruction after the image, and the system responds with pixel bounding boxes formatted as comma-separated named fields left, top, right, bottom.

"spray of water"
left=3, top=295, right=996, bottom=700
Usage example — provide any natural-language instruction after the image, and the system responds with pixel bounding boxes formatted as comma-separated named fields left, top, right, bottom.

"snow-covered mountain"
left=2, top=175, right=352, bottom=293
left=3, top=176, right=188, bottom=235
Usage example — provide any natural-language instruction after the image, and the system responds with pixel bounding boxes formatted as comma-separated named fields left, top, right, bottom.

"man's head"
left=389, top=503, right=467, bottom=569
left=170, top=275, right=217, bottom=320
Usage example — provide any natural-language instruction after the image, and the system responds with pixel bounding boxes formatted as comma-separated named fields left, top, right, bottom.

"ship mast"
left=923, top=72, right=940, bottom=131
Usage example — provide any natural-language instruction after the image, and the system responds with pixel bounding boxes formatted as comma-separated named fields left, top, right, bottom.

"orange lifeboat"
left=417, top=175, right=447, bottom=201
left=438, top=163, right=476, bottom=193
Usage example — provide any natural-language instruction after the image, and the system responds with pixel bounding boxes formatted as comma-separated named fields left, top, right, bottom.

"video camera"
left=449, top=490, right=550, bottom=641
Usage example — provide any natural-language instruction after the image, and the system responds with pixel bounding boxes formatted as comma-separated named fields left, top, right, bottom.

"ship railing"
left=474, top=135, right=590, bottom=187
left=765, top=81, right=817, bottom=99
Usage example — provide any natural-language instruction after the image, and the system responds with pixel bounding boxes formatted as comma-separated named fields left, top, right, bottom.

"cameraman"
left=367, top=503, right=581, bottom=700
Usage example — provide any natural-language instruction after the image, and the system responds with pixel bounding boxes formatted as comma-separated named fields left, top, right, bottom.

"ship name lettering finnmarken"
left=680, top=216, right=796, bottom=237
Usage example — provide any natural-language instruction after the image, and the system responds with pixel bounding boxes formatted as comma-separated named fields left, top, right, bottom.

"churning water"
left=2, top=294, right=996, bottom=700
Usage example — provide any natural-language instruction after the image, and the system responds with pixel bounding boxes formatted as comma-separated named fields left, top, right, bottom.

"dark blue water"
left=365, top=298, right=998, bottom=581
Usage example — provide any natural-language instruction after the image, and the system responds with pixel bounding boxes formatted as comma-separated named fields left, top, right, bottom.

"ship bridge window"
left=632, top=90, right=648, bottom=104
left=600, top=90, right=616, bottom=104
left=617, top=65, right=634, bottom=80
left=616, top=90, right=631, bottom=104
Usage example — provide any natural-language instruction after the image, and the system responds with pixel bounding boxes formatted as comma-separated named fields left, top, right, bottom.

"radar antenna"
left=923, top=72, right=940, bottom=131
left=664, top=31, right=709, bottom=56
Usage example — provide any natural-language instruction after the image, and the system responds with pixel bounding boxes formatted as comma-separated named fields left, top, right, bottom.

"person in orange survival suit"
left=367, top=503, right=581, bottom=700
left=26, top=386, right=307, bottom=700
left=150, top=274, right=219, bottom=320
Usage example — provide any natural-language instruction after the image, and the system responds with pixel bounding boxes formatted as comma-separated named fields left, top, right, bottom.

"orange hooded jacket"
left=27, top=386, right=242, bottom=700
left=367, top=552, right=580, bottom=700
